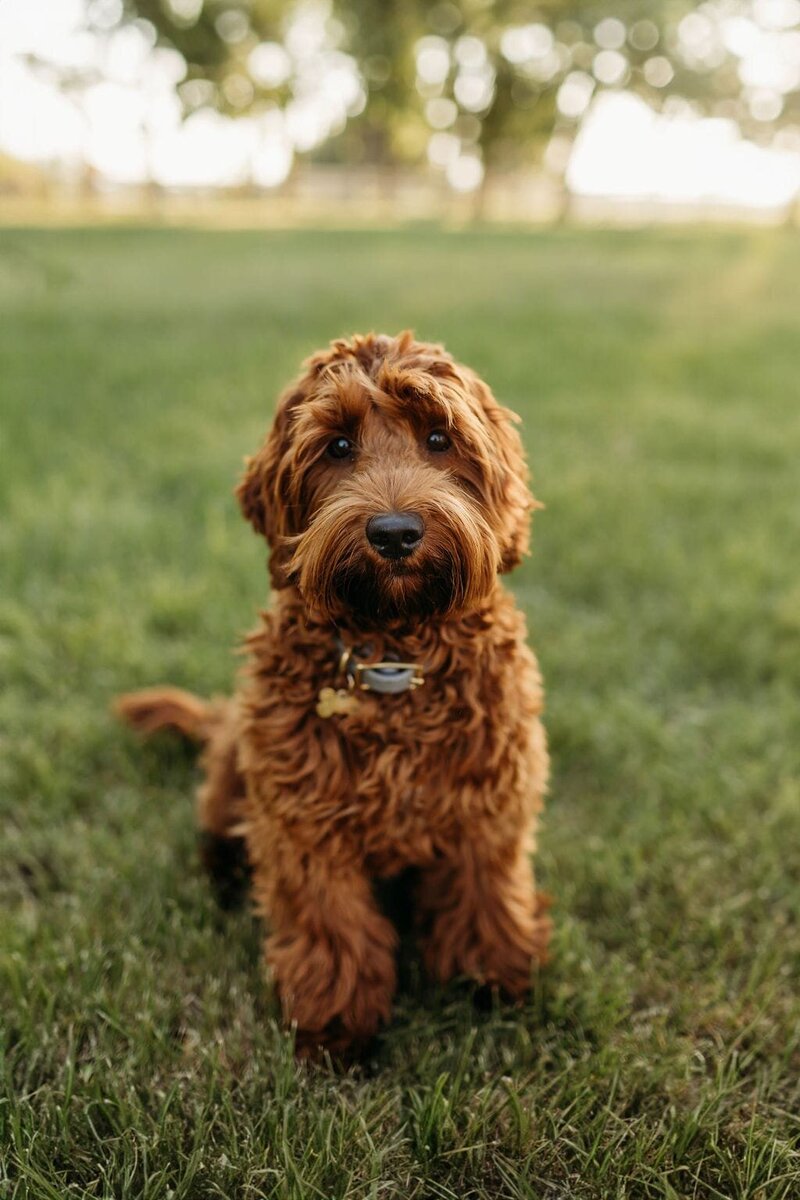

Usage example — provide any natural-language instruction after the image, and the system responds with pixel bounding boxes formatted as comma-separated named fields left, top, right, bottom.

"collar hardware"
left=334, top=637, right=425, bottom=696
left=351, top=660, right=425, bottom=694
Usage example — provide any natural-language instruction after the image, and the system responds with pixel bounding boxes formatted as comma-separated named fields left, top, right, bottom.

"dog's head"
left=238, top=332, right=536, bottom=626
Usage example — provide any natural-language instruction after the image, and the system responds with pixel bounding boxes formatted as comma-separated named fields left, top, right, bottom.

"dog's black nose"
left=366, top=512, right=424, bottom=559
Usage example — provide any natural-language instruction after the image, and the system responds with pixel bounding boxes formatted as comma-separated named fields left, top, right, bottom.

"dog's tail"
left=114, top=687, right=221, bottom=743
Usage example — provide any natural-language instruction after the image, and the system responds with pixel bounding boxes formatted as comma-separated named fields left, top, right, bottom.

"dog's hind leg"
left=196, top=702, right=250, bottom=909
left=115, top=687, right=250, bottom=907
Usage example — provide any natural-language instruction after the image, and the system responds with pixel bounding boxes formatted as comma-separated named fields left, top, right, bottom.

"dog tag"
left=316, top=687, right=360, bottom=719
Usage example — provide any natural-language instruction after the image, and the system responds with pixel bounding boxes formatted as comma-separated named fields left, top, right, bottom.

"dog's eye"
left=327, top=436, right=354, bottom=460
left=426, top=430, right=451, bottom=453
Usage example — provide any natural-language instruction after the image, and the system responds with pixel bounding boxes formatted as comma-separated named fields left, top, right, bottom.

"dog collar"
left=335, top=637, right=425, bottom=695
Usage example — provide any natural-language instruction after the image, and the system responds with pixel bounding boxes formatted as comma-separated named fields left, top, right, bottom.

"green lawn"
left=1, top=226, right=799, bottom=1199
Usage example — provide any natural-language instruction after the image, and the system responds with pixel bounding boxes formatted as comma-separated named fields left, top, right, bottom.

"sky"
left=1, top=0, right=799, bottom=208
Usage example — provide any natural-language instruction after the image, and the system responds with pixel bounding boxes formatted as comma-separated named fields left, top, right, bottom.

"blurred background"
left=3, top=0, right=800, bottom=225
left=4, top=4, right=800, bottom=1196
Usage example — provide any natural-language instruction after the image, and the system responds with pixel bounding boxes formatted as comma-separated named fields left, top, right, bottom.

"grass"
left=1, top=224, right=799, bottom=1199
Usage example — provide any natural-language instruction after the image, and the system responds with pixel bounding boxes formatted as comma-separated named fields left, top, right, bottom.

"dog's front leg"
left=417, top=836, right=551, bottom=999
left=252, top=842, right=398, bottom=1058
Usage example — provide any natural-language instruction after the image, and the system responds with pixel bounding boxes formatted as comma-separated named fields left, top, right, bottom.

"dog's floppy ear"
left=471, top=374, right=536, bottom=574
left=493, top=406, right=535, bottom=573
left=236, top=389, right=303, bottom=587
left=237, top=403, right=289, bottom=539
left=237, top=446, right=270, bottom=538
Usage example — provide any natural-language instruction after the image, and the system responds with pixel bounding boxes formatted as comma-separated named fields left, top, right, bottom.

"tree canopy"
left=87, top=0, right=800, bottom=186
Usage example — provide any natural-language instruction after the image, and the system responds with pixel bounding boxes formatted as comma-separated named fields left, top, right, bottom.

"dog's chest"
left=241, top=598, right=544, bottom=867
left=308, top=684, right=489, bottom=860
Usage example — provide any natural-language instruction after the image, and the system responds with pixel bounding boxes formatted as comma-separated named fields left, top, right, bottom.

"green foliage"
left=115, top=0, right=288, bottom=112
left=2, top=225, right=800, bottom=1197
left=89, top=0, right=765, bottom=176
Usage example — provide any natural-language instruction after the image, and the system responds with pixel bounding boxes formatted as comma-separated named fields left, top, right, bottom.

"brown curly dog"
left=117, top=331, right=550, bottom=1058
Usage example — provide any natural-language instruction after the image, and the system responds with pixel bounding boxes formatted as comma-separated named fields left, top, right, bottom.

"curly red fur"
left=117, top=331, right=551, bottom=1058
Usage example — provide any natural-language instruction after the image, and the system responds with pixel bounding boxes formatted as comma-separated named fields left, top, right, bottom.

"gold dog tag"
left=316, top=687, right=360, bottom=719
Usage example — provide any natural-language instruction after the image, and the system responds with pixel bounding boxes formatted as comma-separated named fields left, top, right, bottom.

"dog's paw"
left=293, top=1020, right=380, bottom=1068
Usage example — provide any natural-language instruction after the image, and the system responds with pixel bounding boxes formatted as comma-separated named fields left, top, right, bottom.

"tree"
left=86, top=0, right=800, bottom=189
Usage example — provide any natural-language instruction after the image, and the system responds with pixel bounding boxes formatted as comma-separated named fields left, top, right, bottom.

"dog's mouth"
left=380, top=557, right=419, bottom=578
left=332, top=555, right=461, bottom=624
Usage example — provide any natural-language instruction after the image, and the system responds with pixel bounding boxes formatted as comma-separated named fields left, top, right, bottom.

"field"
left=1, top=226, right=799, bottom=1199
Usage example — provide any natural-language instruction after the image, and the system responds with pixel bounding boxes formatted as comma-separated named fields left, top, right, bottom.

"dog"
left=117, top=331, right=551, bottom=1058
